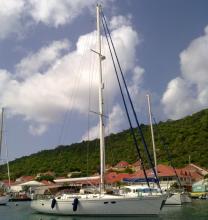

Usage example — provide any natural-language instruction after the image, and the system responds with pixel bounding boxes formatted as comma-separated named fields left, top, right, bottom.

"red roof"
left=189, top=171, right=203, bottom=182
left=130, top=164, right=195, bottom=178
left=183, top=163, right=208, bottom=175
left=16, top=176, right=35, bottom=182
left=175, top=168, right=192, bottom=177
left=131, top=160, right=141, bottom=167
left=130, top=164, right=175, bottom=178
left=114, top=161, right=129, bottom=168
left=130, top=169, right=145, bottom=178
left=105, top=172, right=131, bottom=184
left=157, top=164, right=176, bottom=177
left=1, top=179, right=15, bottom=187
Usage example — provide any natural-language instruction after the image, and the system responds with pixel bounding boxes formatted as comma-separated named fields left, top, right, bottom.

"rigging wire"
left=101, top=15, right=151, bottom=189
left=86, top=33, right=98, bottom=177
left=86, top=58, right=91, bottom=177
left=101, top=33, right=116, bottom=169
left=101, top=9, right=161, bottom=191
left=57, top=31, right=96, bottom=145
left=55, top=30, right=97, bottom=176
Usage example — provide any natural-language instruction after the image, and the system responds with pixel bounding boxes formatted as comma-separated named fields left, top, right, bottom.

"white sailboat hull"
left=181, top=193, right=192, bottom=203
left=165, top=192, right=191, bottom=205
left=31, top=195, right=166, bottom=216
left=0, top=195, right=10, bottom=205
left=165, top=193, right=182, bottom=205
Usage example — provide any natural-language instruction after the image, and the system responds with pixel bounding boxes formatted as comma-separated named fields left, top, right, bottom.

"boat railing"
left=32, top=194, right=53, bottom=200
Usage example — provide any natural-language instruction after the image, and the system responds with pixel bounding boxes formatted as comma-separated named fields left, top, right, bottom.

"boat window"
left=137, top=189, right=143, bottom=192
left=136, top=188, right=150, bottom=193
left=111, top=201, right=116, bottom=204
left=104, top=202, right=108, bottom=204
left=122, top=188, right=131, bottom=193
left=125, top=188, right=131, bottom=193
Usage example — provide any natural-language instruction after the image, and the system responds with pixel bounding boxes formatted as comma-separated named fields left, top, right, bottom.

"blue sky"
left=0, top=0, right=208, bottom=161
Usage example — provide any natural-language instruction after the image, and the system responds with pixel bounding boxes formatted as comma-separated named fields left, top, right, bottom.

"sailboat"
left=146, top=94, right=191, bottom=205
left=0, top=108, right=10, bottom=205
left=31, top=5, right=166, bottom=215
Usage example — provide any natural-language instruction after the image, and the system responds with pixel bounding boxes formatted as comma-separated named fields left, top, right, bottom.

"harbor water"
left=1, top=200, right=208, bottom=220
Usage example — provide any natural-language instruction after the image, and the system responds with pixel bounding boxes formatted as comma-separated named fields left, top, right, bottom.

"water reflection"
left=2, top=200, right=208, bottom=220
left=161, top=205, right=182, bottom=213
left=29, top=213, right=159, bottom=220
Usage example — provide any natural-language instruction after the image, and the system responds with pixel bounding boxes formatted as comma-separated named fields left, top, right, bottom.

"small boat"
left=119, top=185, right=162, bottom=197
left=119, top=185, right=184, bottom=205
left=165, top=192, right=182, bottom=205
left=180, top=192, right=192, bottom=203
left=0, top=194, right=10, bottom=205
left=199, top=194, right=208, bottom=200
left=146, top=94, right=191, bottom=206
left=165, top=192, right=191, bottom=205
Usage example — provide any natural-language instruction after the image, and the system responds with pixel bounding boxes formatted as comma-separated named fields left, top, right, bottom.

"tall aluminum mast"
left=0, top=108, right=4, bottom=157
left=0, top=108, right=11, bottom=187
left=97, top=4, right=105, bottom=194
left=147, top=94, right=157, bottom=175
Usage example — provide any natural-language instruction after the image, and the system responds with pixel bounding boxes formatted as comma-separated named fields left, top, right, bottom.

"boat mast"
left=97, top=4, right=105, bottom=194
left=0, top=108, right=11, bottom=188
left=6, top=143, right=11, bottom=188
left=0, top=108, right=4, bottom=157
left=146, top=94, right=157, bottom=175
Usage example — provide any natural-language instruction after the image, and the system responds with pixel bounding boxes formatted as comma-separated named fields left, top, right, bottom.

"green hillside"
left=0, top=108, right=208, bottom=180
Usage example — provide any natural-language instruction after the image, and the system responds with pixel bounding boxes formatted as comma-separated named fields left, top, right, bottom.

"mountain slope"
left=0, top=108, right=207, bottom=180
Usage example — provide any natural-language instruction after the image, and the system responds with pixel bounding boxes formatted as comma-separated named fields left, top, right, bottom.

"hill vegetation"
left=0, top=108, right=207, bottom=180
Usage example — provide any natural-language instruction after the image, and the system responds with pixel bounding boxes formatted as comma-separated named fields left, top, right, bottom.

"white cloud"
left=110, top=25, right=140, bottom=71
left=0, top=70, right=12, bottom=92
left=0, top=0, right=25, bottom=39
left=0, top=15, right=143, bottom=136
left=162, top=77, right=198, bottom=119
left=162, top=25, right=208, bottom=119
left=0, top=0, right=111, bottom=39
left=15, top=40, right=70, bottom=79
left=132, top=66, right=144, bottom=84
left=82, top=104, right=126, bottom=141
left=107, top=104, right=126, bottom=133
left=110, top=15, right=132, bottom=30
left=29, top=124, right=47, bottom=136
left=128, top=66, right=150, bottom=115
left=27, top=0, right=97, bottom=27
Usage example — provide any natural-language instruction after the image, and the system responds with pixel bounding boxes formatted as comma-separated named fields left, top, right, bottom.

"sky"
left=0, top=0, right=208, bottom=162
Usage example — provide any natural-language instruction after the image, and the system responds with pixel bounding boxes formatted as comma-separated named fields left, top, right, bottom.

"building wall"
left=192, top=185, right=206, bottom=192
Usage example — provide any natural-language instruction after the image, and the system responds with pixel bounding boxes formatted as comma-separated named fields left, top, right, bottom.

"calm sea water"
left=1, top=200, right=208, bottom=220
